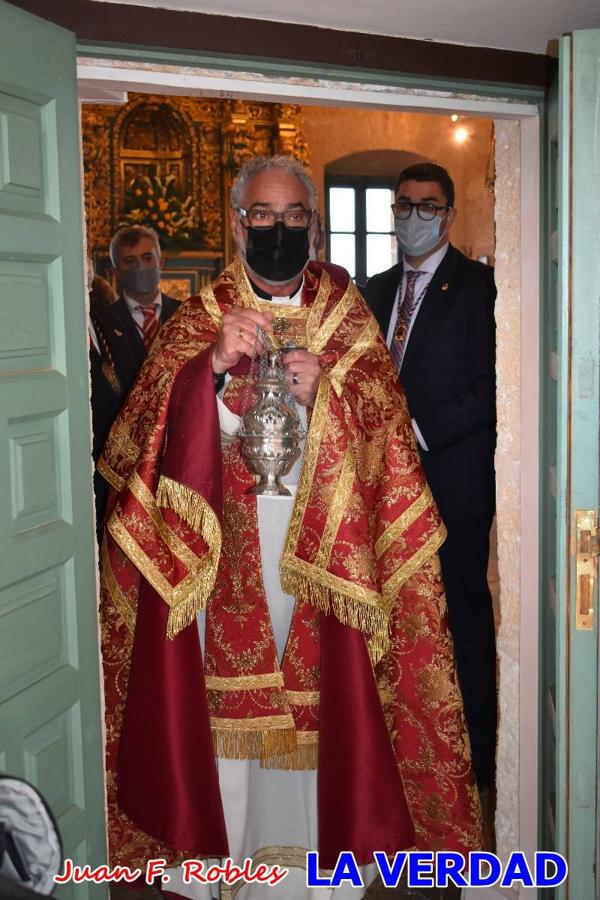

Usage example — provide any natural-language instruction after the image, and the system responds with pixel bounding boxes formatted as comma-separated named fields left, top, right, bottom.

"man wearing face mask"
left=363, top=163, right=497, bottom=827
left=109, top=224, right=179, bottom=364
left=98, top=156, right=482, bottom=897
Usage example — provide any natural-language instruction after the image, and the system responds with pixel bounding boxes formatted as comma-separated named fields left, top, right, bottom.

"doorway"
left=78, top=55, right=540, bottom=881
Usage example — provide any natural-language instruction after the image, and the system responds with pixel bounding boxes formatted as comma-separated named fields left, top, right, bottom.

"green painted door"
left=0, top=1, right=107, bottom=895
left=540, top=30, right=600, bottom=900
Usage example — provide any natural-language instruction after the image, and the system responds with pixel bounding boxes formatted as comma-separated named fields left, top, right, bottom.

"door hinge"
left=575, top=509, right=599, bottom=631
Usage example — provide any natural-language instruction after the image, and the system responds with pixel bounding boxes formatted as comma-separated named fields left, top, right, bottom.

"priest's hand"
left=212, top=308, right=274, bottom=375
left=282, top=349, right=321, bottom=407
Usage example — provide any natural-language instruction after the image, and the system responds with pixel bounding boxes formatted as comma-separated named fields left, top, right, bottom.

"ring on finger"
left=292, top=373, right=299, bottom=385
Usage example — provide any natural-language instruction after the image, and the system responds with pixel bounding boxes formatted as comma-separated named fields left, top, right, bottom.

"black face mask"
left=245, top=222, right=310, bottom=284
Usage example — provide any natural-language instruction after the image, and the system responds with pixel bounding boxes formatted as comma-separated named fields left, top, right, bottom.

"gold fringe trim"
left=156, top=475, right=217, bottom=536
left=165, top=589, right=206, bottom=641
left=211, top=725, right=297, bottom=761
left=260, top=740, right=319, bottom=771
left=368, top=629, right=391, bottom=667
left=130, top=473, right=201, bottom=570
left=281, top=566, right=389, bottom=641
left=155, top=475, right=222, bottom=639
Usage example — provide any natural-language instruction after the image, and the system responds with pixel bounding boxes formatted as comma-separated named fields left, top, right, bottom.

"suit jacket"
left=91, top=292, right=179, bottom=531
left=110, top=292, right=180, bottom=362
left=90, top=300, right=147, bottom=463
left=362, top=244, right=496, bottom=522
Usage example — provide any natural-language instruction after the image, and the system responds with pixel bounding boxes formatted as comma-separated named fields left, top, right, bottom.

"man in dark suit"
left=89, top=297, right=144, bottom=537
left=362, top=163, right=497, bottom=804
left=109, top=224, right=179, bottom=359
left=90, top=226, right=178, bottom=534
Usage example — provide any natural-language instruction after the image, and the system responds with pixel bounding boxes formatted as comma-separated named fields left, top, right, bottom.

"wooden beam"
left=9, top=0, right=555, bottom=88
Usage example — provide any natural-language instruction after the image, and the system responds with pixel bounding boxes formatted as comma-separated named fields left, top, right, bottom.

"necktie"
left=137, top=304, right=160, bottom=350
left=390, top=270, right=424, bottom=371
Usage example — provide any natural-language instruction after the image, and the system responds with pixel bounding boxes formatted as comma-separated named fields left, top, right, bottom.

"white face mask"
left=394, top=208, right=444, bottom=257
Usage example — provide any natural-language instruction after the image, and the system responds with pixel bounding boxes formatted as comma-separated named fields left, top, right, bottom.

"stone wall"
left=493, top=118, right=522, bottom=856
left=300, top=105, right=495, bottom=262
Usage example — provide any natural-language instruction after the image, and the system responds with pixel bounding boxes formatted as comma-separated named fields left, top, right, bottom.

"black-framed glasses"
left=236, top=206, right=315, bottom=229
left=391, top=200, right=452, bottom=222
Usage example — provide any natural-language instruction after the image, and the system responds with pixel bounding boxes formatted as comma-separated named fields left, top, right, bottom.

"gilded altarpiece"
left=81, top=94, right=309, bottom=295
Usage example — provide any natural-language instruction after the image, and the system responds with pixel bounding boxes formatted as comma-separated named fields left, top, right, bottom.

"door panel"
left=0, top=0, right=106, bottom=893
left=541, top=30, right=600, bottom=900
left=540, top=57, right=565, bottom=877
left=566, top=29, right=600, bottom=898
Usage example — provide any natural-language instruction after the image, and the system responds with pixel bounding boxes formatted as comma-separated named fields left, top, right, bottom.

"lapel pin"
left=115, top=329, right=124, bottom=336
left=441, top=283, right=449, bottom=292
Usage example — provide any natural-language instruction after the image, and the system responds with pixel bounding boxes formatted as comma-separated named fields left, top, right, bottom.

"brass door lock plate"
left=575, top=509, right=599, bottom=631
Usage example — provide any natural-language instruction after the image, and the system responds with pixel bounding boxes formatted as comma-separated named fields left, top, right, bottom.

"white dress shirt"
left=88, top=316, right=100, bottom=354
left=385, top=242, right=449, bottom=452
left=123, top=290, right=162, bottom=336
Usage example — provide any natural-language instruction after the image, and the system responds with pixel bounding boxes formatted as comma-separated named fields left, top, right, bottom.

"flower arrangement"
left=120, top=173, right=197, bottom=252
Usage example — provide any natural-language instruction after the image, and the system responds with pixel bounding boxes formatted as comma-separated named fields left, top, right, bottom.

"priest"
left=98, top=155, right=482, bottom=898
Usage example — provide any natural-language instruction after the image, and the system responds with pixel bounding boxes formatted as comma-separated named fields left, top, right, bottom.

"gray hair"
left=109, top=225, right=161, bottom=266
left=231, top=155, right=317, bottom=210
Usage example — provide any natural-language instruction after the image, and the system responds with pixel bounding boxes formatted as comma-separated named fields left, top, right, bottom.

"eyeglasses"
left=236, top=206, right=315, bottom=229
left=391, top=201, right=452, bottom=222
